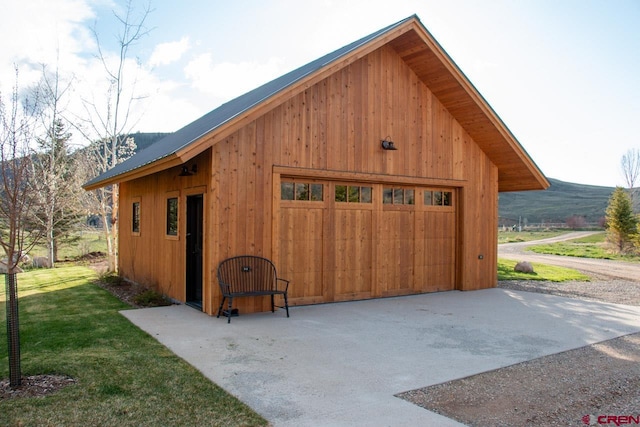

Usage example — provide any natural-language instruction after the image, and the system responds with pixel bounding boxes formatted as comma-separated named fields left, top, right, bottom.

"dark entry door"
left=186, top=194, right=203, bottom=309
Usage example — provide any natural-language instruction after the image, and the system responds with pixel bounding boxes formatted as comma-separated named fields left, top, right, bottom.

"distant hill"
left=498, top=178, right=615, bottom=226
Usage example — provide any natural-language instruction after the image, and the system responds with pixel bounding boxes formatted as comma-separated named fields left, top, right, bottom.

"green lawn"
left=28, top=228, right=108, bottom=261
left=497, top=259, right=590, bottom=281
left=0, top=266, right=267, bottom=426
left=527, top=232, right=640, bottom=262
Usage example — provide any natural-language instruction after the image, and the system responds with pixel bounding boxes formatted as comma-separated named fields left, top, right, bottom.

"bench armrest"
left=276, top=278, right=290, bottom=292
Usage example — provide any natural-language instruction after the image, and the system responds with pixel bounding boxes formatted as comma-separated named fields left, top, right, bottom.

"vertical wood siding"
left=119, top=151, right=211, bottom=310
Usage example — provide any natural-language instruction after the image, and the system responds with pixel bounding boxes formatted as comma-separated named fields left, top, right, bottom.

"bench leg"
left=271, top=294, right=275, bottom=313
left=284, top=292, right=289, bottom=318
left=227, top=297, right=233, bottom=323
left=217, top=297, right=226, bottom=318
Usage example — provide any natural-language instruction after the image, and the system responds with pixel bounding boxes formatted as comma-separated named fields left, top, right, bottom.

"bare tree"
left=566, top=215, right=587, bottom=230
left=78, top=0, right=152, bottom=272
left=621, top=148, right=640, bottom=211
left=30, top=65, right=88, bottom=267
left=0, top=68, right=43, bottom=387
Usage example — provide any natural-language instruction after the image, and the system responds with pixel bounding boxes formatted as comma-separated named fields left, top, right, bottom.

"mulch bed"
left=0, top=375, right=77, bottom=400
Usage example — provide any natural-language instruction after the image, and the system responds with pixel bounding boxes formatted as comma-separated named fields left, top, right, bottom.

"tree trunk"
left=47, top=220, right=55, bottom=268
left=98, top=194, right=115, bottom=273
left=5, top=272, right=21, bottom=387
left=110, top=183, right=119, bottom=274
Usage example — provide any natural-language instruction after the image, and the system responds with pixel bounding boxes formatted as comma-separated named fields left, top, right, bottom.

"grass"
left=0, top=266, right=267, bottom=427
left=498, top=259, right=590, bottom=281
left=527, top=232, right=640, bottom=262
left=28, top=228, right=108, bottom=261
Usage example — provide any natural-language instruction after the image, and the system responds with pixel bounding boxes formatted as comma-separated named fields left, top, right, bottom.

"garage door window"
left=335, top=185, right=372, bottom=203
left=425, top=190, right=453, bottom=206
left=281, top=181, right=323, bottom=201
left=383, top=187, right=414, bottom=205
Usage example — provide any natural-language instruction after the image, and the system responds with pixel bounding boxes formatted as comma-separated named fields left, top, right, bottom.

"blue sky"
left=2, top=0, right=639, bottom=187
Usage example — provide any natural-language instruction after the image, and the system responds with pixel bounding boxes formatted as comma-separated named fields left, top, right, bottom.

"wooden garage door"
left=278, top=181, right=326, bottom=305
left=378, top=187, right=456, bottom=296
left=331, top=184, right=374, bottom=301
left=278, top=178, right=457, bottom=305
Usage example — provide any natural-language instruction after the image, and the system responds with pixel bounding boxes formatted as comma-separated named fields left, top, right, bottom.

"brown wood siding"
left=119, top=150, right=211, bottom=308
left=208, top=43, right=497, bottom=313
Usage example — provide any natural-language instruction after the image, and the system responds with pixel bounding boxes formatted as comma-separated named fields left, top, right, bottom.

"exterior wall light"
left=179, top=164, right=198, bottom=176
left=381, top=137, right=397, bottom=150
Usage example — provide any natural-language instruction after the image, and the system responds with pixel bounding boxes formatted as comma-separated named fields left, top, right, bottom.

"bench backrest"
left=217, top=256, right=278, bottom=294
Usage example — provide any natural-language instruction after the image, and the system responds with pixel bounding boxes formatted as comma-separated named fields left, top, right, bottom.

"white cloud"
left=0, top=0, right=96, bottom=89
left=184, top=53, right=284, bottom=102
left=149, top=37, right=191, bottom=67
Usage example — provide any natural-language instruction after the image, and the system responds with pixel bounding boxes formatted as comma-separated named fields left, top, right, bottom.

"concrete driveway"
left=122, top=289, right=640, bottom=426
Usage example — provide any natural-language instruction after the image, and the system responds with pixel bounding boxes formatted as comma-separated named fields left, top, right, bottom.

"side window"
left=166, top=197, right=178, bottom=236
left=132, top=200, right=140, bottom=234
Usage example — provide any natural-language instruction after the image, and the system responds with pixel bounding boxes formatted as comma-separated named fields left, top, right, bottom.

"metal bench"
left=216, top=256, right=290, bottom=323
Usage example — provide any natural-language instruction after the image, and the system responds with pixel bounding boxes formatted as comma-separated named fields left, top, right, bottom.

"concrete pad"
left=122, top=289, right=640, bottom=426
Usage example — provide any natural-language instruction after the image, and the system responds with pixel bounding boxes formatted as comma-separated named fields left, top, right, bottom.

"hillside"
left=498, top=178, right=615, bottom=226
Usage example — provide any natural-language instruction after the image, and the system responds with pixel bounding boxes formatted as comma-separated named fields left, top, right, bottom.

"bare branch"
left=621, top=148, right=640, bottom=189
left=0, top=66, right=43, bottom=271
left=80, top=0, right=153, bottom=272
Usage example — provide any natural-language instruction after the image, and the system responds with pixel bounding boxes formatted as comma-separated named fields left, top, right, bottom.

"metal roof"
left=84, top=15, right=417, bottom=189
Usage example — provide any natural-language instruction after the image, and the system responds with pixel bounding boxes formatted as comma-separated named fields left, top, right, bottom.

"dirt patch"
left=95, top=276, right=152, bottom=308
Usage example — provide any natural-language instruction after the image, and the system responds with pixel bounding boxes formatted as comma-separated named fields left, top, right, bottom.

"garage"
left=88, top=16, right=549, bottom=316
left=277, top=177, right=457, bottom=305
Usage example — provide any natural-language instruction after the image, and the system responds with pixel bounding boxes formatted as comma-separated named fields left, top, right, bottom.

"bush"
left=99, top=271, right=126, bottom=286
left=133, top=289, right=171, bottom=307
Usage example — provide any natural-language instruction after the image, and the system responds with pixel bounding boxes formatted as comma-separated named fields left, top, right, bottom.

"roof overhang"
left=388, top=20, right=549, bottom=192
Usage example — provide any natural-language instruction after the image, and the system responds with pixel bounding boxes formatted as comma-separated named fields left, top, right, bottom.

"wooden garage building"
left=85, top=15, right=549, bottom=315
